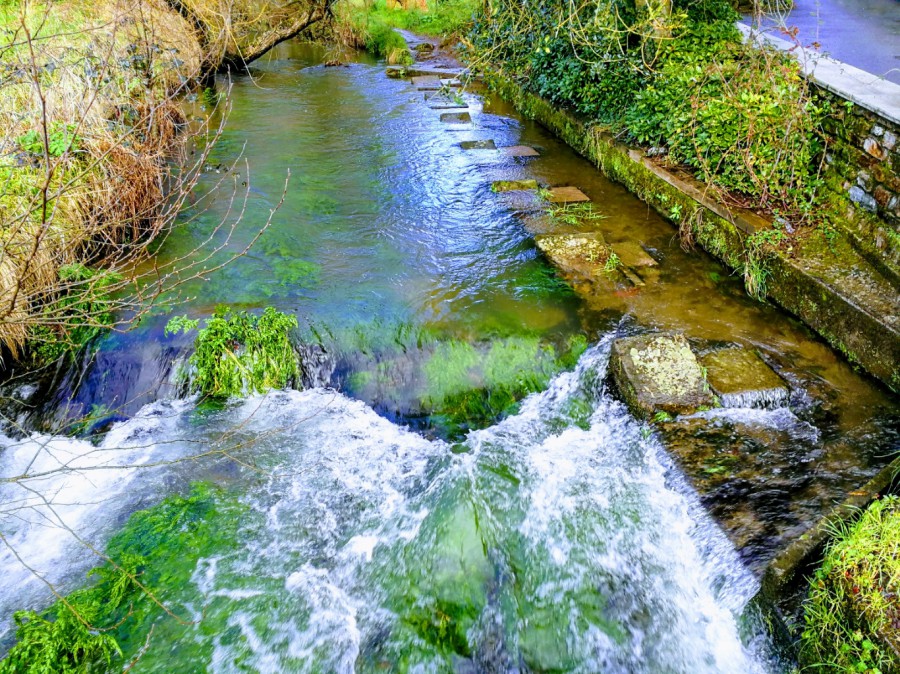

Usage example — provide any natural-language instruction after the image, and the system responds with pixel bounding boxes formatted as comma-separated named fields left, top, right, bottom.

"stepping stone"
left=498, top=145, right=540, bottom=158
left=491, top=179, right=538, bottom=192
left=460, top=140, right=496, bottom=150
left=609, top=333, right=716, bottom=420
left=700, top=349, right=789, bottom=409
left=412, top=75, right=440, bottom=87
left=534, top=232, right=614, bottom=279
left=441, top=111, right=471, bottom=124
left=429, top=101, right=468, bottom=110
left=610, top=242, right=657, bottom=268
left=440, top=78, right=462, bottom=87
left=547, top=186, right=590, bottom=203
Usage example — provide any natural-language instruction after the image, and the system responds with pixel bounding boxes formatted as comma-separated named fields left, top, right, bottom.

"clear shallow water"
left=0, top=40, right=898, bottom=671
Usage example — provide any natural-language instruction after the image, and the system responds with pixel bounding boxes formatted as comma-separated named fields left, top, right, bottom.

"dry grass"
left=0, top=0, right=203, bottom=360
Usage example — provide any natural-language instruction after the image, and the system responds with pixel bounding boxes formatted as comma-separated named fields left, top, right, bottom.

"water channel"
left=0, top=41, right=897, bottom=672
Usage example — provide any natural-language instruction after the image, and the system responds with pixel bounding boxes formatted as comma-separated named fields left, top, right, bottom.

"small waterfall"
left=0, top=344, right=783, bottom=672
left=719, top=386, right=791, bottom=411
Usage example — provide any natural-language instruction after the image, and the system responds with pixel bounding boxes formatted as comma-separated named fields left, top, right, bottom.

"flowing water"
left=0, top=41, right=898, bottom=672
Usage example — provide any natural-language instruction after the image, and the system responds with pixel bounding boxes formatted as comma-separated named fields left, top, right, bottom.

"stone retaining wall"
left=740, top=25, right=900, bottom=277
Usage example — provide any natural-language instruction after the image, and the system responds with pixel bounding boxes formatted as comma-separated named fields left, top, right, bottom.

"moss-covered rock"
left=609, top=333, right=714, bottom=419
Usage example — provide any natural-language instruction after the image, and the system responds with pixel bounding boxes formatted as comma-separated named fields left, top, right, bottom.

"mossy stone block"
left=701, top=348, right=789, bottom=409
left=461, top=139, right=496, bottom=150
left=534, top=232, right=611, bottom=278
left=441, top=111, right=472, bottom=124
left=609, top=334, right=714, bottom=419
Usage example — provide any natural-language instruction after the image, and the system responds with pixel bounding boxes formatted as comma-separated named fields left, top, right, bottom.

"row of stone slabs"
left=409, top=72, right=789, bottom=415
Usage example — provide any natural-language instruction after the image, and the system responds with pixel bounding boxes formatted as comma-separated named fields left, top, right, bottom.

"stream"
left=0, top=41, right=898, bottom=672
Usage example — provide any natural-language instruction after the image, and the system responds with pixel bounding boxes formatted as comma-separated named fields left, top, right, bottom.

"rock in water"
left=700, top=348, right=789, bottom=409
left=609, top=333, right=715, bottom=419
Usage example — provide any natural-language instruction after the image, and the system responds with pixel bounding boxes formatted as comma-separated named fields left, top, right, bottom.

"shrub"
left=166, top=307, right=300, bottom=398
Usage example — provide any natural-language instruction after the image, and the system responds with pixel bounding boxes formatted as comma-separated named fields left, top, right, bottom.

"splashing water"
left=0, top=344, right=783, bottom=672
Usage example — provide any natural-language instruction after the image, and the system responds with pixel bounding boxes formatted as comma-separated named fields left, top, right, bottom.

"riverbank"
left=0, top=0, right=332, bottom=368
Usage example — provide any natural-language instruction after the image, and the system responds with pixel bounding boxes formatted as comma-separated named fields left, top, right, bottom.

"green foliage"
left=167, top=307, right=299, bottom=398
left=30, top=264, right=122, bottom=365
left=0, top=484, right=240, bottom=674
left=470, top=0, right=827, bottom=223
left=18, top=123, right=82, bottom=158
left=743, top=227, right=786, bottom=300
left=801, top=496, right=900, bottom=674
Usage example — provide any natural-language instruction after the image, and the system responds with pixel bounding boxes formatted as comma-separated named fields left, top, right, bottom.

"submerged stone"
left=610, top=241, right=657, bottom=267
left=461, top=139, right=496, bottom=150
left=701, top=348, right=789, bottom=409
left=491, top=179, right=539, bottom=192
left=498, top=145, right=540, bottom=158
left=547, top=186, right=590, bottom=203
left=441, top=111, right=472, bottom=124
left=609, top=333, right=715, bottom=419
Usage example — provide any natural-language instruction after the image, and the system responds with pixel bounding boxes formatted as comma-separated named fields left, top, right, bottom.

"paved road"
left=748, top=0, right=900, bottom=83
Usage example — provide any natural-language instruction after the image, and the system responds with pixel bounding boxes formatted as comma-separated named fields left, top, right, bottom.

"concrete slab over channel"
left=609, top=333, right=715, bottom=419
left=701, top=348, right=789, bottom=409
left=547, top=186, right=590, bottom=203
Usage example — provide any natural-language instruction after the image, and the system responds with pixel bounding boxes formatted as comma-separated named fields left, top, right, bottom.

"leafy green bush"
left=166, top=307, right=300, bottom=399
left=469, top=0, right=827, bottom=221
left=801, top=496, right=900, bottom=674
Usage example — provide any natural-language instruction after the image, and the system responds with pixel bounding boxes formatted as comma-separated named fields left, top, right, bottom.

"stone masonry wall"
left=818, top=88, right=900, bottom=273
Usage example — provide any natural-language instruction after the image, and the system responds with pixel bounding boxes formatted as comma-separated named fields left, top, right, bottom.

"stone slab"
left=411, top=75, right=440, bottom=86
left=547, top=186, right=590, bottom=203
left=609, top=333, right=715, bottom=419
left=491, top=179, right=538, bottom=192
left=461, top=139, right=496, bottom=150
left=428, top=102, right=468, bottom=110
left=534, top=232, right=613, bottom=279
left=701, top=348, right=789, bottom=409
left=610, top=242, right=657, bottom=267
left=440, top=112, right=471, bottom=124
left=498, top=145, right=540, bottom=158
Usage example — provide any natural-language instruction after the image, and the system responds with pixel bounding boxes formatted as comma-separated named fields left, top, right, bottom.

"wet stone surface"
left=498, top=145, right=540, bottom=157
left=611, top=241, right=658, bottom=267
left=701, top=348, right=790, bottom=409
left=461, top=139, right=496, bottom=150
left=547, top=186, right=590, bottom=203
left=440, top=111, right=472, bottom=124
left=534, top=232, right=613, bottom=280
left=609, top=333, right=715, bottom=419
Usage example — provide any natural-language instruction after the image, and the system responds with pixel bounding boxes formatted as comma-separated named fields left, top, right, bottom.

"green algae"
left=0, top=484, right=244, bottom=674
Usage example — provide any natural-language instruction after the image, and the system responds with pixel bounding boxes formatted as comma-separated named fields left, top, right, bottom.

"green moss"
left=801, top=496, right=900, bottom=673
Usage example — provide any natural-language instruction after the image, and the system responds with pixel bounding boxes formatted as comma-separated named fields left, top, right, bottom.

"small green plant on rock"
left=166, top=307, right=299, bottom=399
